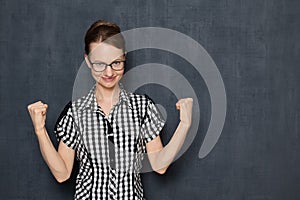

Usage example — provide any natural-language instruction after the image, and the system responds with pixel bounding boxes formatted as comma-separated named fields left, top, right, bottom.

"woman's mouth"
left=102, top=76, right=116, bottom=82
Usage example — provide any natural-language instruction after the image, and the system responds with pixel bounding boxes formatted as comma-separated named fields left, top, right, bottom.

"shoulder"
left=71, top=94, right=88, bottom=110
left=127, top=92, right=153, bottom=107
left=68, top=88, right=95, bottom=113
left=56, top=93, right=89, bottom=119
left=61, top=96, right=85, bottom=113
left=55, top=101, right=72, bottom=125
left=126, top=92, right=158, bottom=119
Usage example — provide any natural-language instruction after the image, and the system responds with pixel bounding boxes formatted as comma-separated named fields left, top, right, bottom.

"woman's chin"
left=97, top=81, right=118, bottom=89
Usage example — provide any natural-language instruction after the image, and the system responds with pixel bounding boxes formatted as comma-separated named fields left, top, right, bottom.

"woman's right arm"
left=27, top=101, right=75, bottom=183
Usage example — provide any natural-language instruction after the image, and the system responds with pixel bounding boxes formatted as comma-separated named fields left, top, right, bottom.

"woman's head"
left=84, top=20, right=126, bottom=89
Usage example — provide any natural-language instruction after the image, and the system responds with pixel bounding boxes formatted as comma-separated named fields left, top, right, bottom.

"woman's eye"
left=113, top=61, right=121, bottom=65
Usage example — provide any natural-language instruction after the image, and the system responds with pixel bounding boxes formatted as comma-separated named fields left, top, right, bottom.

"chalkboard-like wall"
left=1, top=0, right=299, bottom=199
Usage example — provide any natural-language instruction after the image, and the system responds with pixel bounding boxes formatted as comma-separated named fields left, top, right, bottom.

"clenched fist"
left=27, top=101, right=48, bottom=134
left=176, top=98, right=193, bottom=126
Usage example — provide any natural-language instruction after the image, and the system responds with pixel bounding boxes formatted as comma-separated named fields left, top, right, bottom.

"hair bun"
left=89, top=20, right=120, bottom=33
left=84, top=19, right=124, bottom=54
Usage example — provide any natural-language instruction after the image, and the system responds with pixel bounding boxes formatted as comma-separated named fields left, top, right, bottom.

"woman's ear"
left=84, top=54, right=92, bottom=69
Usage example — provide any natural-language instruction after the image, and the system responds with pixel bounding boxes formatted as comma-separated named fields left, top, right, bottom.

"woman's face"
left=85, top=42, right=125, bottom=90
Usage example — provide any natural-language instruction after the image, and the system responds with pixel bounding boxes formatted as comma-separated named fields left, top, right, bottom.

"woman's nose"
left=103, top=65, right=113, bottom=76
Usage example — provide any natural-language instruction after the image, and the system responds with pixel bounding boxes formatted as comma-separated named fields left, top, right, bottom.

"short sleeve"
left=141, top=96, right=166, bottom=143
left=53, top=101, right=79, bottom=150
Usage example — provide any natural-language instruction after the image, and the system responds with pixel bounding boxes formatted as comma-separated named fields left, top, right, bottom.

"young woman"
left=27, top=20, right=193, bottom=200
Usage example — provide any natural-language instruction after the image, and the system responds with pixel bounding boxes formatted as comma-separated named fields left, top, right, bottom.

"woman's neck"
left=95, top=83, right=120, bottom=104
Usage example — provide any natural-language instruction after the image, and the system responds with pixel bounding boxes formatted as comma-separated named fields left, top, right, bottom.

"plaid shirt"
left=54, top=83, right=165, bottom=200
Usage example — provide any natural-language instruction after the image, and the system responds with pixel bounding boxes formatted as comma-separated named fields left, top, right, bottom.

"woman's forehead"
left=89, top=42, right=124, bottom=62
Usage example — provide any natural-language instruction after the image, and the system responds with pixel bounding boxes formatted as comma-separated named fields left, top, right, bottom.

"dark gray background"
left=1, top=0, right=299, bottom=199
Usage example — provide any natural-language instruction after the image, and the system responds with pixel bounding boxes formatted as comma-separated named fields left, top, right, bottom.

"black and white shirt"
left=54, top=83, right=165, bottom=200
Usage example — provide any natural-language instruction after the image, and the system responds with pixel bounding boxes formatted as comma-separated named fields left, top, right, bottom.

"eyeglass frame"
left=87, top=56, right=126, bottom=72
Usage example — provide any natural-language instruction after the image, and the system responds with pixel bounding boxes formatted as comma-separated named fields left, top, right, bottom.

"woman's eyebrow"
left=90, top=55, right=125, bottom=63
left=92, top=59, right=123, bottom=63
left=112, top=58, right=124, bottom=61
left=92, top=59, right=106, bottom=63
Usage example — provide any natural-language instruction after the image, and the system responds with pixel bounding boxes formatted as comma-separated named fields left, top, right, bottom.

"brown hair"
left=84, top=20, right=125, bottom=54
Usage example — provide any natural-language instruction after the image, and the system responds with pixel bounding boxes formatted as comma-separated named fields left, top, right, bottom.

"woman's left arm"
left=146, top=98, right=193, bottom=174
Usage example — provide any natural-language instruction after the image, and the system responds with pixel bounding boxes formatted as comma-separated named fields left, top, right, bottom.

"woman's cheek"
left=92, top=71, right=101, bottom=79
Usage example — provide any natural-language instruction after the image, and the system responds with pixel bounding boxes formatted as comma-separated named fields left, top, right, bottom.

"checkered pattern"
left=54, top=83, right=165, bottom=200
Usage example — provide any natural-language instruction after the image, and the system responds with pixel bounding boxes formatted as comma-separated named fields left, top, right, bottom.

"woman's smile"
left=101, top=76, right=116, bottom=82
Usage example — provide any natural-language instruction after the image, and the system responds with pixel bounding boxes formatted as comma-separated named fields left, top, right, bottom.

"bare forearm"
left=149, top=122, right=190, bottom=172
left=35, top=128, right=69, bottom=182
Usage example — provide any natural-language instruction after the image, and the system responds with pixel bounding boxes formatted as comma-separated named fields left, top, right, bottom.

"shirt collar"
left=78, top=82, right=132, bottom=113
left=118, top=82, right=132, bottom=108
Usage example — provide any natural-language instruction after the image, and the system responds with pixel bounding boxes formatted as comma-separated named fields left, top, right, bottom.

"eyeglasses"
left=88, top=57, right=125, bottom=72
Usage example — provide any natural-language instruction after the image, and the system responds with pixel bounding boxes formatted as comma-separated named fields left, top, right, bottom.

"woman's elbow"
left=55, top=173, right=71, bottom=183
left=155, top=167, right=167, bottom=175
